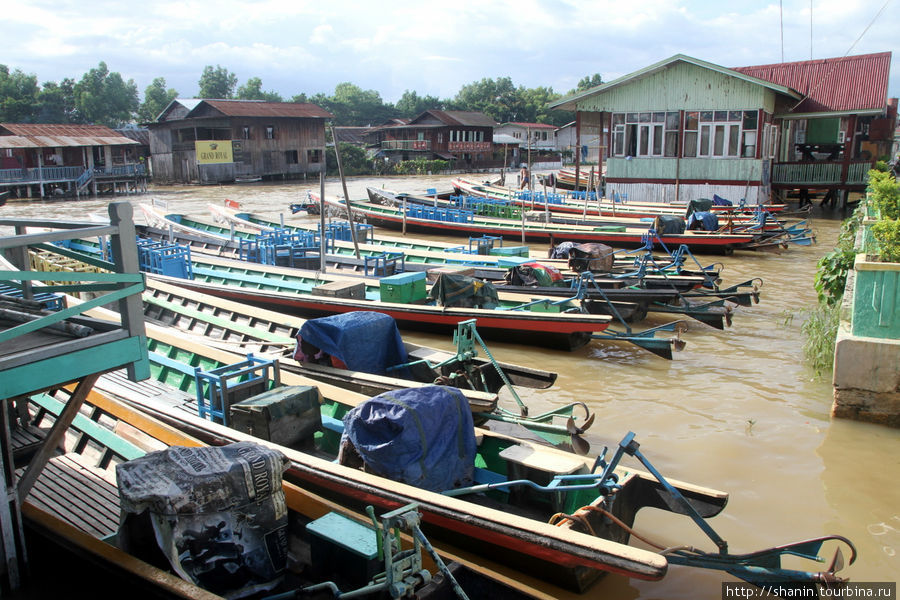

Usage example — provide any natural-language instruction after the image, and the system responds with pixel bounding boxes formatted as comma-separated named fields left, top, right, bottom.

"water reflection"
left=3, top=175, right=897, bottom=596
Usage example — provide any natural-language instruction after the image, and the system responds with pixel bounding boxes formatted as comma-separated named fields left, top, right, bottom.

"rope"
left=549, top=504, right=675, bottom=552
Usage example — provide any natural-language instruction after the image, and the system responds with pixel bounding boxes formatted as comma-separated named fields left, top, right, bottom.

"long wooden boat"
left=313, top=192, right=760, bottom=254
left=93, top=321, right=855, bottom=593
left=46, top=237, right=613, bottom=352
left=10, top=262, right=857, bottom=594
left=15, top=385, right=535, bottom=599
left=39, top=236, right=695, bottom=357
left=142, top=277, right=557, bottom=394
left=203, top=203, right=718, bottom=292
left=530, top=170, right=792, bottom=214
left=61, top=312, right=706, bottom=588
left=450, top=178, right=813, bottom=245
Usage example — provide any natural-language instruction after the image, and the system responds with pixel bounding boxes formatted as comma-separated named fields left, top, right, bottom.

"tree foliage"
left=36, top=79, right=76, bottom=123
left=138, top=77, right=178, bottom=122
left=198, top=65, right=238, bottom=99
left=394, top=90, right=443, bottom=119
left=72, top=62, right=139, bottom=127
left=236, top=77, right=283, bottom=102
left=575, top=73, right=603, bottom=92
left=0, top=65, right=40, bottom=122
left=0, top=60, right=602, bottom=132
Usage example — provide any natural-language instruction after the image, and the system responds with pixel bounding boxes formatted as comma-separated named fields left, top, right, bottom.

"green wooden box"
left=851, top=253, right=900, bottom=339
left=229, top=385, right=321, bottom=447
left=306, top=511, right=380, bottom=589
left=379, top=271, right=427, bottom=303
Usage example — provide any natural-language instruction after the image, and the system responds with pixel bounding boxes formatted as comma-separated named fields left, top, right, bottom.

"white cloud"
left=4, top=0, right=899, bottom=102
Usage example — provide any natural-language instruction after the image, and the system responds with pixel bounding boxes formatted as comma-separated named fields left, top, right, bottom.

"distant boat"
left=234, top=175, right=262, bottom=183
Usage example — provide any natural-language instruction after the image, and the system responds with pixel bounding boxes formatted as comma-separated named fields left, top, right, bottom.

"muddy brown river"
left=3, top=174, right=898, bottom=598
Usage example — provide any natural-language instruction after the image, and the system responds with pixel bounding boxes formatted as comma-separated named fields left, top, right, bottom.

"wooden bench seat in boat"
left=498, top=444, right=586, bottom=511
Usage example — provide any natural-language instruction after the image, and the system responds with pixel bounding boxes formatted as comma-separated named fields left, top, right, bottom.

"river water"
left=3, top=174, right=898, bottom=598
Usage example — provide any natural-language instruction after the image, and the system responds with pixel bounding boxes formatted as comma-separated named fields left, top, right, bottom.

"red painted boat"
left=321, top=191, right=758, bottom=254
left=148, top=272, right=611, bottom=352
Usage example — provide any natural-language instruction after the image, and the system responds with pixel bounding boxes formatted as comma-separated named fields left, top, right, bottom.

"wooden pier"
left=0, top=203, right=149, bottom=591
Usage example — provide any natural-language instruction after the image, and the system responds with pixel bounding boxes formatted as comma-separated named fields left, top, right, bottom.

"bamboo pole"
left=330, top=125, right=360, bottom=259
left=319, top=169, right=327, bottom=273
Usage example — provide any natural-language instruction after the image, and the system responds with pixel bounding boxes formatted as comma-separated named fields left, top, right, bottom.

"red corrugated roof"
left=0, top=123, right=137, bottom=147
left=199, top=100, right=332, bottom=119
left=734, top=52, right=891, bottom=113
left=1, top=123, right=121, bottom=137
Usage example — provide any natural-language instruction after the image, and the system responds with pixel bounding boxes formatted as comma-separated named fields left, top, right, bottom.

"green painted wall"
left=577, top=61, right=776, bottom=113
left=807, top=118, right=840, bottom=143
left=607, top=157, right=763, bottom=181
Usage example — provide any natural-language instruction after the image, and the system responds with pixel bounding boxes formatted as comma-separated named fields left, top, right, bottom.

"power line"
left=790, top=0, right=893, bottom=112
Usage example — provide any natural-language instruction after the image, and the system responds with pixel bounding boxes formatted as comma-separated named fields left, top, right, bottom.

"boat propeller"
left=566, top=409, right=595, bottom=455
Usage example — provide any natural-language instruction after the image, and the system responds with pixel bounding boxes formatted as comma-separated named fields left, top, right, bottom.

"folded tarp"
left=712, top=194, right=734, bottom=207
left=687, top=211, right=720, bottom=231
left=428, top=273, right=499, bottom=309
left=341, top=386, right=476, bottom=492
left=504, top=262, right=565, bottom=287
left=293, top=311, right=408, bottom=375
left=653, top=215, right=686, bottom=235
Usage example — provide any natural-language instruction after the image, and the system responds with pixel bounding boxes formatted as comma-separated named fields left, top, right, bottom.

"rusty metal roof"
left=197, top=100, right=332, bottom=119
left=0, top=123, right=138, bottom=148
left=734, top=51, right=892, bottom=114
left=410, top=110, right=497, bottom=128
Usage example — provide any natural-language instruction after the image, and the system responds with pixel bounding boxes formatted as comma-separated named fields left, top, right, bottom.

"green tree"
left=521, top=86, right=570, bottom=126
left=575, top=73, right=603, bottom=92
left=451, top=77, right=522, bottom=123
left=198, top=65, right=238, bottom=99
left=325, top=142, right=373, bottom=176
left=72, top=62, right=139, bottom=126
left=290, top=92, right=309, bottom=103
left=138, top=77, right=178, bottom=122
left=236, top=77, right=283, bottom=102
left=327, top=82, right=393, bottom=125
left=394, top=90, right=442, bottom=119
left=0, top=65, right=40, bottom=122
left=36, top=79, right=76, bottom=123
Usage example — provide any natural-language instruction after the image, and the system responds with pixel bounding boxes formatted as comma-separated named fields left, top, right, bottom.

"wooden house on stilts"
left=550, top=52, right=895, bottom=206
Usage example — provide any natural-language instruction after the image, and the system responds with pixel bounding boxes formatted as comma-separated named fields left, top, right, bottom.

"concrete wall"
left=832, top=267, right=900, bottom=427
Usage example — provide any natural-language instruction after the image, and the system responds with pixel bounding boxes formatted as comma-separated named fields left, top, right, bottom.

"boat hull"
left=158, top=275, right=603, bottom=352
left=321, top=194, right=756, bottom=254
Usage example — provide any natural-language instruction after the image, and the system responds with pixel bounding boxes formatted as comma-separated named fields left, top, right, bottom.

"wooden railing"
left=0, top=163, right=145, bottom=184
left=0, top=202, right=150, bottom=390
left=772, top=160, right=872, bottom=186
left=382, top=140, right=432, bottom=151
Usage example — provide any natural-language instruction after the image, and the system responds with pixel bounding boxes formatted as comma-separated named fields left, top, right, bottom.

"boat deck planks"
left=21, top=453, right=120, bottom=539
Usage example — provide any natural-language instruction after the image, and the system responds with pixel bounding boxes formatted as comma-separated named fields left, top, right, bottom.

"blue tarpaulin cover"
left=341, top=386, right=476, bottom=492
left=712, top=194, right=734, bottom=207
left=293, top=311, right=408, bottom=375
left=687, top=211, right=720, bottom=231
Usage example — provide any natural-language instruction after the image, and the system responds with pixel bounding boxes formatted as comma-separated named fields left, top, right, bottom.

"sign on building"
left=195, top=141, right=234, bottom=164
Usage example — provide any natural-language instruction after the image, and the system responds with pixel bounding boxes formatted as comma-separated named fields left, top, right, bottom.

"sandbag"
left=117, top=442, right=289, bottom=599
left=340, top=386, right=476, bottom=492
left=568, top=243, right=615, bottom=273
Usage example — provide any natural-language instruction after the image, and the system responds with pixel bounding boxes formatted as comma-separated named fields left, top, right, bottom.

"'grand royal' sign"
left=195, top=141, right=234, bottom=164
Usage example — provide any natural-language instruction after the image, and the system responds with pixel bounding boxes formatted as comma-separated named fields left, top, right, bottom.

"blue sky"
left=6, top=0, right=899, bottom=104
